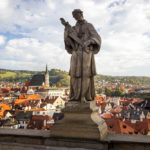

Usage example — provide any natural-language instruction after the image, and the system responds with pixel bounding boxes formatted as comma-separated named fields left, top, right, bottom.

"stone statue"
left=60, top=9, right=101, bottom=103
left=53, top=13, right=106, bottom=139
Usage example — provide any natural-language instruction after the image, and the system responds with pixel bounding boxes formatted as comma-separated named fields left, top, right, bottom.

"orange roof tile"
left=1, top=88, right=11, bottom=93
left=102, top=113, right=112, bottom=118
left=28, top=108, right=45, bottom=111
left=104, top=118, right=150, bottom=135
left=0, top=98, right=4, bottom=101
left=18, top=94, right=43, bottom=100
left=26, top=94, right=43, bottom=100
left=25, top=81, right=30, bottom=86
left=0, top=104, right=11, bottom=119
left=15, top=99, right=29, bottom=105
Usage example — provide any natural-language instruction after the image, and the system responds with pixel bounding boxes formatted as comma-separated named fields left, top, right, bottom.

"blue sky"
left=0, top=0, right=150, bottom=76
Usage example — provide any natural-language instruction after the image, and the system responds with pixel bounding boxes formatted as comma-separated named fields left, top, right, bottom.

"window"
left=134, top=131, right=138, bottom=134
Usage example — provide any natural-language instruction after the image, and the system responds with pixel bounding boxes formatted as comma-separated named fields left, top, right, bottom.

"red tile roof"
left=1, top=88, right=11, bottom=93
left=32, top=115, right=53, bottom=121
left=104, top=118, right=150, bottom=135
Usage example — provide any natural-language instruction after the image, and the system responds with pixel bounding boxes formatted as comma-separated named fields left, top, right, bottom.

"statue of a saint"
left=61, top=9, right=101, bottom=103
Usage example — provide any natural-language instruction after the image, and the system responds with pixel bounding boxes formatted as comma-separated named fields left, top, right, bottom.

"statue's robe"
left=64, top=20, right=101, bottom=101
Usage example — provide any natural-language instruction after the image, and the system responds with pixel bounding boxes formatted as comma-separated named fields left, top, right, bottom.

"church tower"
left=45, top=64, right=49, bottom=88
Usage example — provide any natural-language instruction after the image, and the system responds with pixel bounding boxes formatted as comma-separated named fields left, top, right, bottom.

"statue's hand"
left=82, top=41, right=90, bottom=53
left=83, top=40, right=91, bottom=47
left=83, top=40, right=96, bottom=53
left=60, top=18, right=66, bottom=25
left=83, top=39, right=95, bottom=47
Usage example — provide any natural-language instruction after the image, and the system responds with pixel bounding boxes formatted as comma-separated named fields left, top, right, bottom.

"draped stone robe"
left=64, top=20, right=101, bottom=101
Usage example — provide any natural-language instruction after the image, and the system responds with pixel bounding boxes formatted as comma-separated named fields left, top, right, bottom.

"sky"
left=0, top=0, right=150, bottom=77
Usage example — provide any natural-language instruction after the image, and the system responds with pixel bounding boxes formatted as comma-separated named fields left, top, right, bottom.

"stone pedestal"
left=51, top=101, right=107, bottom=140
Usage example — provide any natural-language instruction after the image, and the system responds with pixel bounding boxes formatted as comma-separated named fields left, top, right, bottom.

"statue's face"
left=73, top=12, right=83, bottom=21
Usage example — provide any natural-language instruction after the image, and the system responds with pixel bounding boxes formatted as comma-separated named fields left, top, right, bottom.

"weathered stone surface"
left=51, top=101, right=107, bottom=140
left=0, top=128, right=50, bottom=137
left=90, top=101, right=107, bottom=139
left=0, top=142, right=106, bottom=150
left=0, top=129, right=150, bottom=150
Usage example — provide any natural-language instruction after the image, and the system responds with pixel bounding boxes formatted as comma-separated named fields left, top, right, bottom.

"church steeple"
left=45, top=64, right=49, bottom=88
left=46, top=64, right=48, bottom=74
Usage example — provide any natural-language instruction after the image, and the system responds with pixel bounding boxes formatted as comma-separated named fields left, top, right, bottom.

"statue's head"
left=72, top=9, right=83, bottom=21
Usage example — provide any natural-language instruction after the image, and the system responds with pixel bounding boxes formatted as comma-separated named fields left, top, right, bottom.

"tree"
left=105, top=87, right=112, bottom=96
left=57, top=82, right=62, bottom=87
left=113, top=89, right=123, bottom=97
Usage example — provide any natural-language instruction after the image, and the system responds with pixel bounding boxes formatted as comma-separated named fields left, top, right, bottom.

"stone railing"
left=0, top=128, right=150, bottom=150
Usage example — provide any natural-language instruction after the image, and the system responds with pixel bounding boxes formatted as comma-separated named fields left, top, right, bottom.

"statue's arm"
left=85, top=23, right=101, bottom=54
left=60, top=18, right=74, bottom=54
left=64, top=29, right=75, bottom=54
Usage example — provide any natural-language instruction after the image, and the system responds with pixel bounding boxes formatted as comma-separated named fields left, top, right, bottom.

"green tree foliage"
left=57, top=82, right=62, bottom=87
left=96, top=88, right=103, bottom=94
left=113, top=89, right=123, bottom=97
left=104, top=87, right=123, bottom=97
left=0, top=69, right=35, bottom=83
left=105, top=87, right=112, bottom=96
left=49, top=69, right=70, bottom=87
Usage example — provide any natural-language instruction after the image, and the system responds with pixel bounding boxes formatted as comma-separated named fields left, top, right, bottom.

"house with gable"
left=3, top=110, right=16, bottom=120
left=32, top=109, right=55, bottom=118
left=43, top=96, right=66, bottom=109
left=15, top=111, right=32, bottom=129
left=27, top=115, right=54, bottom=130
left=52, top=96, right=66, bottom=108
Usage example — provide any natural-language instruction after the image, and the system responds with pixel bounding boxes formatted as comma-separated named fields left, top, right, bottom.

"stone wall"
left=0, top=129, right=150, bottom=150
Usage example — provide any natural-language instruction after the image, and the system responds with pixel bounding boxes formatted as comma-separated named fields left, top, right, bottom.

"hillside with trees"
left=0, top=68, right=150, bottom=87
left=0, top=68, right=70, bottom=87
left=49, top=69, right=70, bottom=86
left=95, top=74, right=150, bottom=86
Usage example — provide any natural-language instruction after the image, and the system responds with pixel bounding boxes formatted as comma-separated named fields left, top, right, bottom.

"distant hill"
left=0, top=68, right=150, bottom=86
left=0, top=68, right=70, bottom=86
left=95, top=74, right=150, bottom=86
left=0, top=69, right=36, bottom=83
left=49, top=69, right=70, bottom=86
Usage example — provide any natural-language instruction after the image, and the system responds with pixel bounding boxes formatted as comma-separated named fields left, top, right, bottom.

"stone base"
left=51, top=101, right=107, bottom=140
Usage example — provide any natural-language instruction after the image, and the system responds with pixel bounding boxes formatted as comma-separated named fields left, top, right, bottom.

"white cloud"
left=0, top=35, right=6, bottom=45
left=0, top=0, right=150, bottom=76
left=63, top=0, right=76, bottom=4
left=46, top=0, right=56, bottom=10
left=0, top=38, right=70, bottom=71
